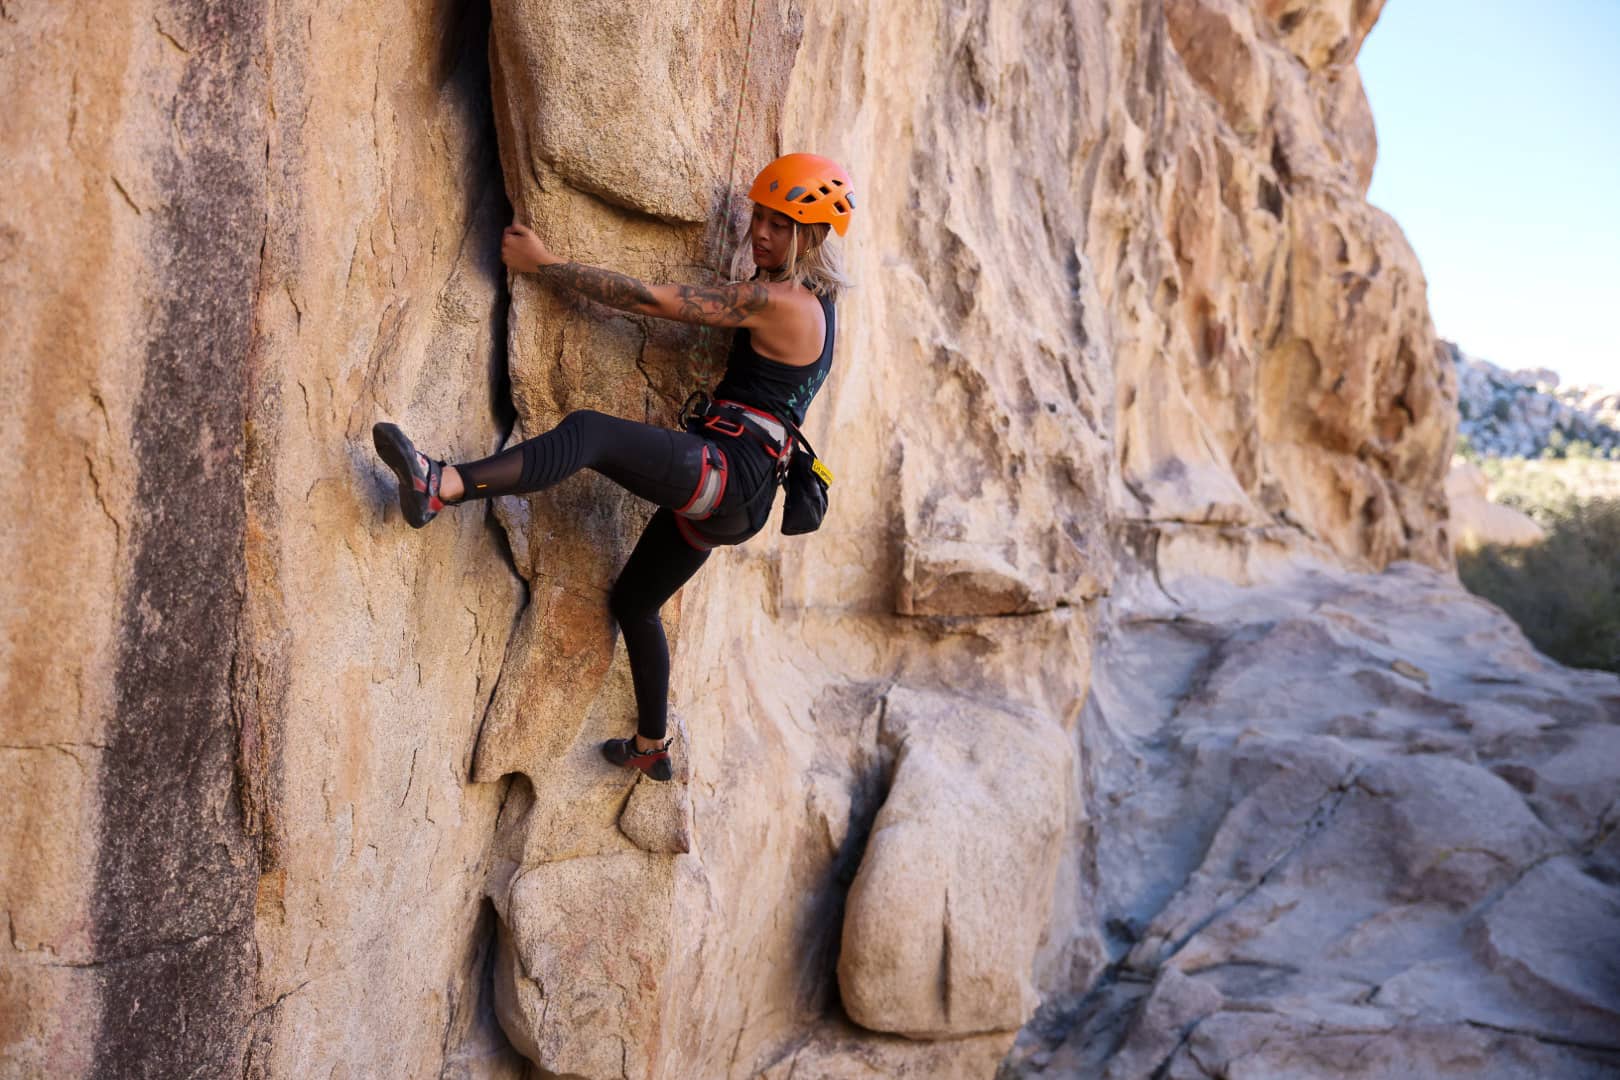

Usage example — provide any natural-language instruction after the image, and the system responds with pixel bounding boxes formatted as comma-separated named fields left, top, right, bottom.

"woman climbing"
left=372, top=153, right=854, bottom=783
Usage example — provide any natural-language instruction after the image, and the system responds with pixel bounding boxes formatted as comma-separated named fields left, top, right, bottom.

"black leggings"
left=454, top=410, right=751, bottom=741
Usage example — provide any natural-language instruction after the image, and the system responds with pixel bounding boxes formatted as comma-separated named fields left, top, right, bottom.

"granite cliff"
left=3, top=1, right=1616, bottom=1078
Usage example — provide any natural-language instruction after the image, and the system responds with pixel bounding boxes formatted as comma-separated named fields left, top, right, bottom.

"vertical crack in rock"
left=89, top=2, right=269, bottom=1075
left=939, top=887, right=953, bottom=1026
left=437, top=897, right=523, bottom=1079
left=431, top=4, right=528, bottom=1073
left=440, top=0, right=527, bottom=783
left=434, top=0, right=518, bottom=448
left=237, top=61, right=297, bottom=897
left=466, top=311, right=526, bottom=777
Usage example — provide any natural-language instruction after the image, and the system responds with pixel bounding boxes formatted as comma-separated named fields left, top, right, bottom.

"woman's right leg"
left=449, top=409, right=708, bottom=508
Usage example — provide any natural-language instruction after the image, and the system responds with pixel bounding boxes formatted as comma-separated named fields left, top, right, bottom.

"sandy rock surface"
left=759, top=1020, right=1016, bottom=1079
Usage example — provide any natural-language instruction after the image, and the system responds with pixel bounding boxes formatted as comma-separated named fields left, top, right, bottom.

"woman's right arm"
left=542, top=263, right=772, bottom=329
left=503, top=223, right=773, bottom=330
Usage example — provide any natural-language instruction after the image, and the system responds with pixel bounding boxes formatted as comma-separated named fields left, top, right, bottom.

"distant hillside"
left=1450, top=341, right=1620, bottom=459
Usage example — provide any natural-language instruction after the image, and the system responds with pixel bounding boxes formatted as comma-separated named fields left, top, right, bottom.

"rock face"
left=1004, top=557, right=1620, bottom=1079
left=3, top=3, right=524, bottom=1076
left=9, top=1, right=1613, bottom=1079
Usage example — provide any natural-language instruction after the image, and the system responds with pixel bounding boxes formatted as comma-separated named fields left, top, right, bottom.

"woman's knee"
left=560, top=408, right=608, bottom=431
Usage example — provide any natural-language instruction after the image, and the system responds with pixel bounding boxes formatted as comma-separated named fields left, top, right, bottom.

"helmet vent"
left=785, top=185, right=808, bottom=202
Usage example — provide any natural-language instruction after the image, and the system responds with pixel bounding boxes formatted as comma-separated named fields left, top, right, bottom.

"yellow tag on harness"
left=811, top=458, right=834, bottom=486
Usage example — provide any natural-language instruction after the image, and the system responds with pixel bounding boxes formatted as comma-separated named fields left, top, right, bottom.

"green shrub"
left=1491, top=471, right=1576, bottom=525
left=1566, top=438, right=1599, bottom=460
left=1458, top=496, right=1620, bottom=673
left=1536, top=432, right=1605, bottom=462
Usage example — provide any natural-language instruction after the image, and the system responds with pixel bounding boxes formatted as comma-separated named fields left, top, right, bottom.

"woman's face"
left=748, top=203, right=799, bottom=271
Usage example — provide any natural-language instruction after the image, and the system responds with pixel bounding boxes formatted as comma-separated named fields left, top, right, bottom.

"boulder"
left=839, top=688, right=1071, bottom=1038
left=1446, top=462, right=1546, bottom=551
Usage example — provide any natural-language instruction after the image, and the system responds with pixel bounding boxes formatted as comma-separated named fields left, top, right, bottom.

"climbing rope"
left=720, top=0, right=762, bottom=274
left=691, top=0, right=761, bottom=384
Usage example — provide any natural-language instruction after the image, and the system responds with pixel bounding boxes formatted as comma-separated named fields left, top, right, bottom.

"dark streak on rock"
left=940, top=887, right=953, bottom=1025
left=89, top=2, right=268, bottom=1076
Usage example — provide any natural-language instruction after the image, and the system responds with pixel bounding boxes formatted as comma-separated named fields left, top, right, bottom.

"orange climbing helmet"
left=748, top=154, right=856, bottom=236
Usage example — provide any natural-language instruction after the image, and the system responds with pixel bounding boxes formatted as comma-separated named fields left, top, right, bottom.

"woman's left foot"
left=373, top=422, right=446, bottom=528
left=602, top=737, right=674, bottom=782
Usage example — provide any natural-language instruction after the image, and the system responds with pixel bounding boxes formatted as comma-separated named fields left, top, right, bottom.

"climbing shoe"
left=372, top=422, right=447, bottom=529
left=602, top=737, right=674, bottom=782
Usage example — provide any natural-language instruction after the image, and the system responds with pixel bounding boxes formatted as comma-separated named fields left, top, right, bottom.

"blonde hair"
left=758, top=223, right=852, bottom=304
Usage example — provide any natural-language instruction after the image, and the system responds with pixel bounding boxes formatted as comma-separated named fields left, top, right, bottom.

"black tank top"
left=713, top=290, right=835, bottom=427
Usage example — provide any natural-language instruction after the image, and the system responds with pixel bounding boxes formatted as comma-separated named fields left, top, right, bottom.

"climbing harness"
left=682, top=391, right=791, bottom=454
left=678, top=391, right=832, bottom=535
left=671, top=385, right=791, bottom=526
left=675, top=441, right=729, bottom=521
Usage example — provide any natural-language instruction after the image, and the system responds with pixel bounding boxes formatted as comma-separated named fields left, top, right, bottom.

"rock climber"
left=372, top=154, right=854, bottom=782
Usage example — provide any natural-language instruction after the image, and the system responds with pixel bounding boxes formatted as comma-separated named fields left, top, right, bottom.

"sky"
left=1358, top=0, right=1620, bottom=388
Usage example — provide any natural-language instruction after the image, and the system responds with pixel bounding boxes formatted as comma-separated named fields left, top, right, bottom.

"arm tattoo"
left=537, top=261, right=656, bottom=312
left=671, top=282, right=770, bottom=326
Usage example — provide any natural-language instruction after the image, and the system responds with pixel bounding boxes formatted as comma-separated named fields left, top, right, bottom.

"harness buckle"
left=679, top=390, right=712, bottom=433
left=683, top=392, right=792, bottom=460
